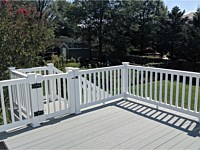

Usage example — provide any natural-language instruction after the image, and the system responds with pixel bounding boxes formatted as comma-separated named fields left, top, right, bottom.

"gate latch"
left=32, top=83, right=42, bottom=89
left=72, top=76, right=78, bottom=79
left=34, top=110, right=44, bottom=116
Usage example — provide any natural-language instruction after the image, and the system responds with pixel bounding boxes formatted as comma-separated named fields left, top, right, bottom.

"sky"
left=164, top=0, right=200, bottom=14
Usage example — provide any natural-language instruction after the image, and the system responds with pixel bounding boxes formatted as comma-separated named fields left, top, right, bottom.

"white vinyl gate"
left=0, top=68, right=76, bottom=132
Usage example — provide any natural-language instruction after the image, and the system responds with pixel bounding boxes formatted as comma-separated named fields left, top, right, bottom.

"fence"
left=0, top=62, right=200, bottom=133
left=127, top=65, right=200, bottom=117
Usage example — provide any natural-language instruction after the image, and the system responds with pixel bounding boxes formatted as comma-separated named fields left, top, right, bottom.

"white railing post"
left=27, top=73, right=40, bottom=127
left=66, top=67, right=74, bottom=73
left=122, top=62, right=129, bottom=99
left=47, top=63, right=54, bottom=75
left=47, top=63, right=57, bottom=100
left=66, top=67, right=81, bottom=114
left=8, top=67, right=16, bottom=79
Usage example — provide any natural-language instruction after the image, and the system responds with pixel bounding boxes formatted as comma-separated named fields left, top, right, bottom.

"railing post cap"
left=67, top=70, right=74, bottom=77
left=47, top=63, right=54, bottom=66
left=65, top=67, right=80, bottom=71
left=8, top=67, right=16, bottom=70
left=72, top=68, right=80, bottom=71
left=65, top=67, right=74, bottom=70
left=67, top=70, right=73, bottom=74
left=122, top=62, right=129, bottom=65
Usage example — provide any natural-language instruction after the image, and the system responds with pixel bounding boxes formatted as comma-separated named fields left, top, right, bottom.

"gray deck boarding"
left=1, top=99, right=200, bottom=149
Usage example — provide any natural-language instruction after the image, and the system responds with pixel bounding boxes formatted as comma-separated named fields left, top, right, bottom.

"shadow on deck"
left=116, top=99, right=200, bottom=137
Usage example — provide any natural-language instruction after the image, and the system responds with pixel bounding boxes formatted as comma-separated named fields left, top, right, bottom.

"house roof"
left=59, top=43, right=69, bottom=49
left=54, top=37, right=81, bottom=46
left=183, top=12, right=195, bottom=20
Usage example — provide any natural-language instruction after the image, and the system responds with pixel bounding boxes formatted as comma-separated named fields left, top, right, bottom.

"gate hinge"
left=34, top=110, right=44, bottom=116
left=32, top=83, right=42, bottom=89
left=72, top=76, right=78, bottom=79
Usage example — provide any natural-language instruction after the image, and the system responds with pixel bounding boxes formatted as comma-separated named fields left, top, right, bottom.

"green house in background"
left=59, top=42, right=90, bottom=59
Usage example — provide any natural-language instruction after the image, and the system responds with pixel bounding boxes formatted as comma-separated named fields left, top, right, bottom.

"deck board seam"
left=10, top=108, right=130, bottom=149
left=27, top=112, right=148, bottom=149
left=111, top=125, right=174, bottom=149
left=67, top=119, right=162, bottom=149
left=6, top=105, right=127, bottom=142
left=14, top=106, right=145, bottom=149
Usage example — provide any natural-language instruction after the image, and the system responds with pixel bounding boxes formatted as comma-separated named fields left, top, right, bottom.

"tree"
left=186, top=7, right=200, bottom=62
left=123, top=0, right=167, bottom=52
left=35, top=0, right=52, bottom=19
left=193, top=7, right=200, bottom=28
left=73, top=0, right=111, bottom=60
left=0, top=0, right=53, bottom=79
left=49, top=0, right=77, bottom=37
left=167, top=6, right=187, bottom=59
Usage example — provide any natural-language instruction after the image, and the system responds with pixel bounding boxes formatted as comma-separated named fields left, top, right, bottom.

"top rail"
left=17, top=66, right=48, bottom=74
left=79, top=65, right=124, bottom=74
left=10, top=70, right=28, bottom=78
left=0, top=78, right=27, bottom=86
left=128, top=65, right=200, bottom=77
left=52, top=66, right=63, bottom=74
left=43, top=72, right=73, bottom=80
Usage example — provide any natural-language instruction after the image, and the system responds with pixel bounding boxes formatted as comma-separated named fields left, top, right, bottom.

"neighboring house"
left=59, top=42, right=90, bottom=59
left=59, top=43, right=68, bottom=58
left=44, top=37, right=90, bottom=60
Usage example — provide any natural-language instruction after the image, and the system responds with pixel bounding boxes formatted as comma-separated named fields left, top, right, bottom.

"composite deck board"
left=185, top=138, right=200, bottom=149
left=171, top=137, right=200, bottom=149
left=5, top=105, right=127, bottom=148
left=16, top=107, right=143, bottom=149
left=112, top=119, right=179, bottom=149
left=1, top=100, right=199, bottom=149
left=139, top=130, right=189, bottom=149
left=64, top=117, right=161, bottom=149
left=24, top=102, right=156, bottom=149
left=4, top=101, right=126, bottom=140
left=31, top=112, right=155, bottom=149
left=155, top=133, right=197, bottom=149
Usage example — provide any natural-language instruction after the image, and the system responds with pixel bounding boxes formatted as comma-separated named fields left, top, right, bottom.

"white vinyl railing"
left=1, top=62, right=200, bottom=133
left=17, top=63, right=62, bottom=75
left=0, top=77, right=32, bottom=131
left=38, top=72, right=74, bottom=119
left=79, top=65, right=124, bottom=108
left=127, top=64, right=200, bottom=117
left=9, top=67, right=28, bottom=79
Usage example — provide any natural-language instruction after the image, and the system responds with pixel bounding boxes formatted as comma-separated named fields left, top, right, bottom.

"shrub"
left=0, top=1, right=53, bottom=79
left=65, top=62, right=80, bottom=68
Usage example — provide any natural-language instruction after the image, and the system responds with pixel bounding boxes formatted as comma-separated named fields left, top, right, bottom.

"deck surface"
left=1, top=99, right=200, bottom=149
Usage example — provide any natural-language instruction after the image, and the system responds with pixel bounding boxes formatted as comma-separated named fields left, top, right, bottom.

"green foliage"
left=0, top=1, right=53, bottom=79
left=46, top=55, right=80, bottom=71
left=65, top=62, right=80, bottom=68
left=51, top=0, right=200, bottom=64
left=46, top=54, right=66, bottom=71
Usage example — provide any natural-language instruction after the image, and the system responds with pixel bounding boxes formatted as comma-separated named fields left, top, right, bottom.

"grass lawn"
left=129, top=80, right=200, bottom=111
